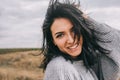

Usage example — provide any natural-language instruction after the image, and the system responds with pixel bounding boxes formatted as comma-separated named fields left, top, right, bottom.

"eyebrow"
left=55, top=32, right=63, bottom=36
left=58, top=26, right=74, bottom=33
left=54, top=26, right=74, bottom=36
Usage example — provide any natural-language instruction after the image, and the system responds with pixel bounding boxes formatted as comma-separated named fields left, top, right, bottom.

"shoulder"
left=44, top=56, right=80, bottom=80
left=46, top=56, right=75, bottom=71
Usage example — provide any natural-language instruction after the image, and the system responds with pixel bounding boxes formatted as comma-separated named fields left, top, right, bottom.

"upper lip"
left=67, top=43, right=79, bottom=49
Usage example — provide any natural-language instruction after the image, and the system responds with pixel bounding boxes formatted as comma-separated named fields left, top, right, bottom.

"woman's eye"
left=56, top=33, right=64, bottom=38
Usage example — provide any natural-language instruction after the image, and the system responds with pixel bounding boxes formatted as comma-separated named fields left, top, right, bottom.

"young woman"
left=41, top=0, right=120, bottom=80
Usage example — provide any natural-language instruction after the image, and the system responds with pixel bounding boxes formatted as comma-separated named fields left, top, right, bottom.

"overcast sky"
left=0, top=0, right=120, bottom=48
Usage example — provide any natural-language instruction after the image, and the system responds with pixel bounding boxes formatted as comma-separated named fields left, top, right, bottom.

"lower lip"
left=69, top=44, right=79, bottom=51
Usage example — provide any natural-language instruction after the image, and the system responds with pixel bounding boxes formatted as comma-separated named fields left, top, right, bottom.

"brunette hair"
left=40, top=0, right=116, bottom=80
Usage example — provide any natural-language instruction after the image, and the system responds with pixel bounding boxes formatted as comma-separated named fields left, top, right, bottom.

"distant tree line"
left=0, top=48, right=41, bottom=54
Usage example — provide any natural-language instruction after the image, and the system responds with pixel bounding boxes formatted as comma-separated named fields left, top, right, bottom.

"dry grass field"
left=0, top=49, right=120, bottom=80
left=0, top=49, right=44, bottom=80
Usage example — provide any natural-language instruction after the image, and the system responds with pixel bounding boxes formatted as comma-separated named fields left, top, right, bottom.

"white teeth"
left=69, top=44, right=78, bottom=49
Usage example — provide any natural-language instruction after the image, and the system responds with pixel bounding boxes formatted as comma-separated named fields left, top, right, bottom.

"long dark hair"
left=40, top=0, right=116, bottom=80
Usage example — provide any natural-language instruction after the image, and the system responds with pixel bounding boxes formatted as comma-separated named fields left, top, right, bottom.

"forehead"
left=51, top=18, right=73, bottom=33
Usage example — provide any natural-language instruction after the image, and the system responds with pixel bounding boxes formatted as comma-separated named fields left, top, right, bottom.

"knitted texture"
left=44, top=18, right=120, bottom=80
left=44, top=56, right=96, bottom=80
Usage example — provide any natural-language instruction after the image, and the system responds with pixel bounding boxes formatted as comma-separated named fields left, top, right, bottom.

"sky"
left=0, top=0, right=120, bottom=48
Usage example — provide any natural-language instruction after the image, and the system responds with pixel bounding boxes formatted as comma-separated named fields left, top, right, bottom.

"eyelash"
left=56, top=33, right=64, bottom=38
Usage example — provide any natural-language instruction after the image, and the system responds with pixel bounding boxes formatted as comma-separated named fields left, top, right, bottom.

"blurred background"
left=0, top=0, right=120, bottom=48
left=0, top=0, right=120, bottom=80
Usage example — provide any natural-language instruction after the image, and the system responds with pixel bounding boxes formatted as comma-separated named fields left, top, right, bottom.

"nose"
left=67, top=34, right=74, bottom=44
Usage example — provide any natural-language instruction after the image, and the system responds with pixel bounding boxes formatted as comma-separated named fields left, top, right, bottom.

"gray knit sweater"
left=44, top=18, right=120, bottom=80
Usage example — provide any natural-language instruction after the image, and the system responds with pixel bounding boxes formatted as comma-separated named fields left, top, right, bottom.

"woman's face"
left=51, top=18, right=83, bottom=58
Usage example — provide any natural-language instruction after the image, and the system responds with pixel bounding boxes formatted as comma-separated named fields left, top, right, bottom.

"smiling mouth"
left=67, top=43, right=79, bottom=49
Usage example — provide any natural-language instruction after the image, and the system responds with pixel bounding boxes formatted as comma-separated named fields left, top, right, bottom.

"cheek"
left=53, top=39, right=66, bottom=50
left=55, top=40, right=65, bottom=47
